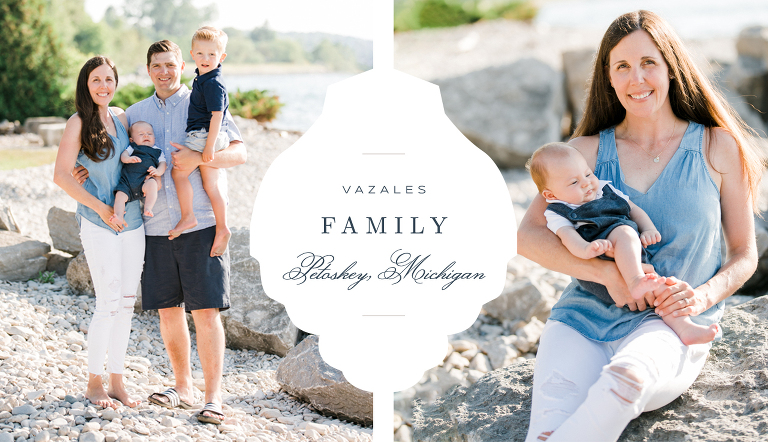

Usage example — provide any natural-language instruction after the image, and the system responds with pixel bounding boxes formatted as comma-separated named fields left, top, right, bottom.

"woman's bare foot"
left=86, top=375, right=116, bottom=409
left=628, top=273, right=665, bottom=300
left=210, top=226, right=231, bottom=257
left=108, top=387, right=141, bottom=408
left=672, top=322, right=719, bottom=346
left=169, top=215, right=197, bottom=239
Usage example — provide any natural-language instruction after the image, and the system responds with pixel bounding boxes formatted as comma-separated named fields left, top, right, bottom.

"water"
left=535, top=0, right=768, bottom=39
left=225, top=72, right=357, bottom=132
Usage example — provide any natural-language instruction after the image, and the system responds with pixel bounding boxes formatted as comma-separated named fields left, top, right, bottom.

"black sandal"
left=147, top=388, right=193, bottom=409
left=197, top=402, right=224, bottom=425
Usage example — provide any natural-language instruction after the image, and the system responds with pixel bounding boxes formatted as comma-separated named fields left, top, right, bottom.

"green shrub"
left=111, top=83, right=156, bottom=111
left=228, top=89, right=283, bottom=123
left=394, top=0, right=537, bottom=32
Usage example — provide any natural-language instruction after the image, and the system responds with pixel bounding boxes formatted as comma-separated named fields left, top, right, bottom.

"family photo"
left=0, top=0, right=374, bottom=441
left=393, top=0, right=768, bottom=441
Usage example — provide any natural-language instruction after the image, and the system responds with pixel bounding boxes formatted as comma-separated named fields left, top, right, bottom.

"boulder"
left=221, top=228, right=299, bottom=356
left=276, top=335, right=373, bottom=426
left=482, top=277, right=557, bottom=324
left=721, top=26, right=768, bottom=129
left=23, top=116, right=66, bottom=136
left=413, top=296, right=768, bottom=441
left=47, top=207, right=82, bottom=255
left=38, top=123, right=67, bottom=147
left=0, top=231, right=50, bottom=281
left=0, top=197, right=20, bottom=233
left=434, top=59, right=565, bottom=168
left=46, top=249, right=73, bottom=275
left=562, top=48, right=596, bottom=128
left=66, top=252, right=94, bottom=296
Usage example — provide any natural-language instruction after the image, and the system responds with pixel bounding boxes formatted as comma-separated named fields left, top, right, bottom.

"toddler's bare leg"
left=142, top=178, right=159, bottom=217
left=170, top=167, right=198, bottom=238
left=607, top=226, right=664, bottom=299
left=663, top=314, right=718, bottom=346
left=111, top=191, right=129, bottom=226
left=200, top=165, right=230, bottom=257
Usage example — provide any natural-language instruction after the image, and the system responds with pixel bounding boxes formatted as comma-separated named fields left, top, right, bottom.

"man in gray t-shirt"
left=126, top=40, right=246, bottom=424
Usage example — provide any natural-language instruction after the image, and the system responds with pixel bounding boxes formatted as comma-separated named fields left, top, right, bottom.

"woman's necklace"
left=623, top=119, right=677, bottom=163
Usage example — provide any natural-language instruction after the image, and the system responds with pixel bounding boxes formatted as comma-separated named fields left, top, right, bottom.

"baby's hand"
left=640, top=230, right=661, bottom=247
left=583, top=239, right=612, bottom=259
left=147, top=166, right=158, bottom=176
left=202, top=147, right=214, bottom=163
left=129, top=156, right=141, bottom=163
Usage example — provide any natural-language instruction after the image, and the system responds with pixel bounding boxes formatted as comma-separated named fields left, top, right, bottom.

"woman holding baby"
left=54, top=56, right=143, bottom=408
left=518, top=10, right=763, bottom=441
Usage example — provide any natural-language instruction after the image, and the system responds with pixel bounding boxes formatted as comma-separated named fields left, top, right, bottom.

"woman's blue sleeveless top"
left=548, top=122, right=724, bottom=342
left=75, top=110, right=142, bottom=233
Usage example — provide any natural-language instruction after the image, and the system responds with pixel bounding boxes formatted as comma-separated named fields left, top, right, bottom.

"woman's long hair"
left=573, top=10, right=765, bottom=213
left=75, top=56, right=118, bottom=162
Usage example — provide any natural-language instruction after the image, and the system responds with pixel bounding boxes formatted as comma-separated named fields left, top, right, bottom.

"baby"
left=527, top=142, right=718, bottom=345
left=111, top=121, right=167, bottom=226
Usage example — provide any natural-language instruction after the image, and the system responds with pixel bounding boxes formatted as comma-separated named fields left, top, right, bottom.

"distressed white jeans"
left=525, top=319, right=711, bottom=442
left=79, top=217, right=145, bottom=375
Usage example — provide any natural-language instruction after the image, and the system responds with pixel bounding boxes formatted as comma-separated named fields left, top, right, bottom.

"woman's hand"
left=653, top=276, right=707, bottom=317
left=97, top=203, right=124, bottom=233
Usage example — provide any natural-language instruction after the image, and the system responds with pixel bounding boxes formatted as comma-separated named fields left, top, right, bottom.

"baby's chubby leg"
left=606, top=225, right=665, bottom=300
left=142, top=178, right=159, bottom=217
left=663, top=314, right=719, bottom=346
left=199, top=165, right=230, bottom=257
left=110, top=191, right=129, bottom=227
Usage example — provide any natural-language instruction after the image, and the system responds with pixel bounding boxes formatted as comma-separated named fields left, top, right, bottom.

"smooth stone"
left=12, top=405, right=36, bottom=415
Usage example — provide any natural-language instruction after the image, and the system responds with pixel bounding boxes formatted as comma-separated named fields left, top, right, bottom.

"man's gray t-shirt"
left=125, top=85, right=242, bottom=236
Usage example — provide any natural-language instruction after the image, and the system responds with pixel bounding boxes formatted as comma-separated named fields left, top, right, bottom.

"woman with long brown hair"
left=54, top=56, right=143, bottom=408
left=518, top=10, right=763, bottom=441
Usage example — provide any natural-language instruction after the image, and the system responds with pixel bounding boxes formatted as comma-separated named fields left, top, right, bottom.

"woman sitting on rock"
left=54, top=56, right=143, bottom=408
left=517, top=10, right=762, bottom=441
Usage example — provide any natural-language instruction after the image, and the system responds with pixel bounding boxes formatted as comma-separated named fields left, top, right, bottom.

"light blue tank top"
left=548, top=121, right=724, bottom=342
left=75, top=110, right=142, bottom=233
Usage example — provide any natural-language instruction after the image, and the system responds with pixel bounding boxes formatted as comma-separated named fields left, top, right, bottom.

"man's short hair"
left=146, top=40, right=183, bottom=66
left=191, top=26, right=228, bottom=52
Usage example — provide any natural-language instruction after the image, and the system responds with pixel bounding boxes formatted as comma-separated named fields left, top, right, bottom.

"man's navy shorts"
left=141, top=226, right=230, bottom=312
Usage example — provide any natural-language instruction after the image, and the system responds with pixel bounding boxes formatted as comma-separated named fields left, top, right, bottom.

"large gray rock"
left=276, top=335, right=373, bottom=426
left=721, top=26, right=768, bottom=130
left=221, top=228, right=299, bottom=356
left=562, top=48, right=596, bottom=128
left=0, top=231, right=50, bottom=281
left=47, top=207, right=82, bottom=255
left=38, top=123, right=67, bottom=147
left=0, top=197, right=20, bottom=233
left=66, top=252, right=94, bottom=296
left=413, top=296, right=768, bottom=441
left=482, top=277, right=557, bottom=324
left=435, top=59, right=565, bottom=168
left=23, top=116, right=66, bottom=135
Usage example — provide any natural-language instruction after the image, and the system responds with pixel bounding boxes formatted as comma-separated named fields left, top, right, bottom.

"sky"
left=84, top=0, right=377, bottom=41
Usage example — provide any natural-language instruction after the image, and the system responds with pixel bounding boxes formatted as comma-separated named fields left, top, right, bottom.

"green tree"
left=122, top=0, right=218, bottom=46
left=255, top=40, right=306, bottom=63
left=311, top=40, right=358, bottom=71
left=250, top=21, right=276, bottom=42
left=0, top=0, right=71, bottom=121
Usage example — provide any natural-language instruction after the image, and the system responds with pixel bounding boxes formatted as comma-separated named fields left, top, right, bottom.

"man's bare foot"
left=628, top=273, right=665, bottom=300
left=144, top=209, right=154, bottom=217
left=108, top=386, right=141, bottom=408
left=86, top=382, right=116, bottom=409
left=210, top=227, right=231, bottom=257
left=673, top=322, right=719, bottom=346
left=169, top=215, right=197, bottom=239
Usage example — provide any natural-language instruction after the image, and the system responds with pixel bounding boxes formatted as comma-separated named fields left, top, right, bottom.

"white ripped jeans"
left=79, top=217, right=145, bottom=375
left=526, top=319, right=711, bottom=442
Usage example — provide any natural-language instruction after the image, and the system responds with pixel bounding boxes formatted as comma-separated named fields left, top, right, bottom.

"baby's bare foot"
left=674, top=322, right=719, bottom=346
left=628, top=273, right=665, bottom=300
left=144, top=209, right=154, bottom=217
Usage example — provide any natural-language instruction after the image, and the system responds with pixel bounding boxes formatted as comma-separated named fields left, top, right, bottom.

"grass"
left=0, top=148, right=58, bottom=170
